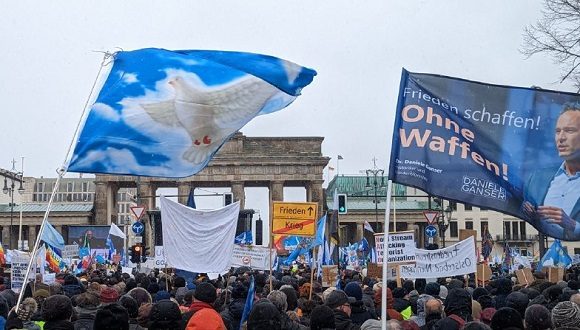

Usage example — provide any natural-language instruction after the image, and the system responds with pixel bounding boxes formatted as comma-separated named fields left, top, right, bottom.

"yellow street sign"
left=272, top=201, right=318, bottom=236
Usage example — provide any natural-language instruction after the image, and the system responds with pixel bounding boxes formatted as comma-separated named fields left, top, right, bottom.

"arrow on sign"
left=130, top=205, right=146, bottom=220
left=423, top=211, right=439, bottom=225
left=308, top=206, right=314, bottom=216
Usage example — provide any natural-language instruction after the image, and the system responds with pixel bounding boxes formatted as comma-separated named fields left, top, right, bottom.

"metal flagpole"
left=381, top=180, right=393, bottom=330
left=15, top=174, right=63, bottom=310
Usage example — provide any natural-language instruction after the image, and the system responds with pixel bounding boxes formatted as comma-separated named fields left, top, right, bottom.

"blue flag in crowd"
left=539, top=239, right=572, bottom=269
left=311, top=215, right=327, bottom=248
left=187, top=188, right=196, bottom=209
left=239, top=275, right=255, bottom=330
left=68, top=48, right=316, bottom=178
left=41, top=221, right=65, bottom=250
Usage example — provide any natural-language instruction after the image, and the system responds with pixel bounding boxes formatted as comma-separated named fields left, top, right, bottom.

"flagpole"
left=269, top=217, right=273, bottom=292
left=309, top=246, right=316, bottom=300
left=381, top=180, right=393, bottom=330
left=16, top=174, right=63, bottom=310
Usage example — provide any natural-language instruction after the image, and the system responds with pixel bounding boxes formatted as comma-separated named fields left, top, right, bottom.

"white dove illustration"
left=141, top=75, right=278, bottom=164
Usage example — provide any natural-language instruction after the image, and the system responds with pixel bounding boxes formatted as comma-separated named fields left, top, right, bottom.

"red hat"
left=100, top=287, right=120, bottom=304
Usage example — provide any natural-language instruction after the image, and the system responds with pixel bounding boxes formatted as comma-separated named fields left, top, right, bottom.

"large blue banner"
left=389, top=69, right=580, bottom=241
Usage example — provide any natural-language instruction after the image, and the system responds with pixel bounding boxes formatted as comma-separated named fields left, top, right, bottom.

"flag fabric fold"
left=234, top=231, right=253, bottom=245
left=312, top=215, right=327, bottom=248
left=364, top=221, right=375, bottom=233
left=68, top=48, right=317, bottom=178
left=160, top=196, right=240, bottom=273
left=187, top=188, right=196, bottom=209
left=109, top=223, right=126, bottom=239
left=481, top=225, right=493, bottom=261
left=41, top=221, right=65, bottom=250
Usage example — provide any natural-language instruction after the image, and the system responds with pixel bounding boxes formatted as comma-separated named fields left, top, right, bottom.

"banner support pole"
left=381, top=180, right=393, bottom=330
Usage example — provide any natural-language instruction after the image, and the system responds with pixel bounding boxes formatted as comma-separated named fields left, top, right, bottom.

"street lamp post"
left=2, top=158, right=24, bottom=250
left=366, top=159, right=385, bottom=231
left=437, top=204, right=453, bottom=248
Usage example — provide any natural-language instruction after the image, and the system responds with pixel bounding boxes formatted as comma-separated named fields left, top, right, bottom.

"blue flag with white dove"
left=539, top=239, right=572, bottom=269
left=67, top=48, right=316, bottom=177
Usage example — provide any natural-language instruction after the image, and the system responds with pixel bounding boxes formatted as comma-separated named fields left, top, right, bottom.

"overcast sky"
left=1, top=1, right=575, bottom=213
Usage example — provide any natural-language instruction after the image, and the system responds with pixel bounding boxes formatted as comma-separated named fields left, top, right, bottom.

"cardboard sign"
left=321, top=265, right=338, bottom=287
left=477, top=263, right=492, bottom=282
left=154, top=246, right=166, bottom=267
left=459, top=229, right=478, bottom=250
left=515, top=268, right=534, bottom=285
left=545, top=267, right=565, bottom=283
left=43, top=273, right=56, bottom=285
left=366, top=263, right=398, bottom=280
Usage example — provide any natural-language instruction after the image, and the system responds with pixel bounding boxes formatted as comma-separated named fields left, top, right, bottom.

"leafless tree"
left=522, top=0, right=580, bottom=90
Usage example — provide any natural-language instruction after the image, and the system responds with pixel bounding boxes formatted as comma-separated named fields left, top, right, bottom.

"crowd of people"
left=0, top=263, right=577, bottom=329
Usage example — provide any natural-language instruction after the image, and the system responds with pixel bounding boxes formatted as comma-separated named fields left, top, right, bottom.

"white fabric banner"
left=160, top=196, right=240, bottom=273
left=399, top=236, right=477, bottom=278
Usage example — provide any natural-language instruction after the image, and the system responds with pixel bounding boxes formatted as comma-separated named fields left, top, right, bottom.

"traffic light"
left=141, top=246, right=150, bottom=263
left=338, top=194, right=347, bottom=214
left=130, top=244, right=142, bottom=264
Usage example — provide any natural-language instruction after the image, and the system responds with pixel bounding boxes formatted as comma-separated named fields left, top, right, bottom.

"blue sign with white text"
left=389, top=69, right=580, bottom=241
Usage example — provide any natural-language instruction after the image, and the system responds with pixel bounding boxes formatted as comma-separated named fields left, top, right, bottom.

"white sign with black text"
left=375, top=231, right=416, bottom=264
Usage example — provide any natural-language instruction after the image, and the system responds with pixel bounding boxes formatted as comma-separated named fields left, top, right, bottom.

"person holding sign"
left=523, top=104, right=580, bottom=240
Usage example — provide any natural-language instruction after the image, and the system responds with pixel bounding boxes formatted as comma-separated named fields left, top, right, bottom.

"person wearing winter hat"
left=343, top=282, right=373, bottom=325
left=119, top=295, right=144, bottom=330
left=551, top=301, right=580, bottom=329
left=100, top=286, right=120, bottom=305
left=185, top=282, right=225, bottom=330
left=5, top=297, right=40, bottom=330
left=220, top=281, right=247, bottom=330
left=433, top=288, right=472, bottom=330
left=93, top=303, right=129, bottom=330
left=310, top=304, right=336, bottom=330
left=424, top=283, right=440, bottom=300
left=41, top=295, right=74, bottom=330
left=127, top=287, right=152, bottom=307
left=247, top=300, right=282, bottom=330
left=324, top=290, right=358, bottom=330
left=489, top=307, right=524, bottom=330
left=153, top=290, right=171, bottom=302
left=505, top=292, right=528, bottom=321
left=266, top=290, right=304, bottom=330
left=523, top=304, right=551, bottom=330
left=148, top=300, right=182, bottom=330
left=438, top=286, right=448, bottom=301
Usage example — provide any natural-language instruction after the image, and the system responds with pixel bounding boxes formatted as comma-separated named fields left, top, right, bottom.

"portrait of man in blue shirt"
left=522, top=104, right=580, bottom=240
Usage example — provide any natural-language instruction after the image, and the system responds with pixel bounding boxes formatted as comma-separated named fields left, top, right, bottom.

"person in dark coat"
left=324, top=290, right=359, bottom=330
left=72, top=292, right=100, bottom=330
left=62, top=275, right=84, bottom=299
left=420, top=299, right=443, bottom=330
left=343, top=282, right=374, bottom=325
left=93, top=304, right=129, bottom=330
left=220, top=282, right=247, bottom=330
left=493, top=278, right=512, bottom=309
left=433, top=288, right=472, bottom=330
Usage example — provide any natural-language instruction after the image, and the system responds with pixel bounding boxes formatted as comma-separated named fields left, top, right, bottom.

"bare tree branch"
left=522, top=0, right=580, bottom=90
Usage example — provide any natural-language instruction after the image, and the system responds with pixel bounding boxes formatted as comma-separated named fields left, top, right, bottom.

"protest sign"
left=366, top=263, right=398, bottom=281
left=154, top=246, right=166, bottom=267
left=321, top=265, right=338, bottom=287
left=546, top=267, right=565, bottom=283
left=43, top=273, right=56, bottom=285
left=388, top=70, right=580, bottom=241
left=11, top=255, right=30, bottom=293
left=477, top=263, right=492, bottom=283
left=375, top=231, right=416, bottom=264
left=399, top=236, right=477, bottom=278
left=515, top=268, right=534, bottom=285
left=231, top=245, right=277, bottom=270
left=62, top=244, right=79, bottom=258
left=122, top=267, right=133, bottom=275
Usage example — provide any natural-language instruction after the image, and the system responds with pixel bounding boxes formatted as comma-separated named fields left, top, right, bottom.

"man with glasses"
left=324, top=290, right=360, bottom=330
